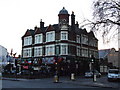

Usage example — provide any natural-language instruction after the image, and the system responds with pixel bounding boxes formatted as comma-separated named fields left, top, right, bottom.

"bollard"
left=54, top=75, right=59, bottom=83
left=71, top=73, right=75, bottom=81
left=93, top=74, right=97, bottom=82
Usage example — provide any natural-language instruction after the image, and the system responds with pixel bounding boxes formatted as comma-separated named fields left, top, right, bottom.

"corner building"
left=21, top=7, right=99, bottom=75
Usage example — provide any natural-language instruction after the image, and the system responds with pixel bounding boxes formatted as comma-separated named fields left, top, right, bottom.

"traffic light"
left=91, top=55, right=95, bottom=63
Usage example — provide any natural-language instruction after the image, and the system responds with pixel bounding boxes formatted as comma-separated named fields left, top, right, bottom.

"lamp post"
left=53, top=56, right=59, bottom=83
left=54, top=40, right=60, bottom=83
left=91, top=55, right=96, bottom=82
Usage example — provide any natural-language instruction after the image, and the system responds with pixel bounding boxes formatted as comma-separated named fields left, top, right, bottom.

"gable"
left=23, top=30, right=31, bottom=37
left=35, top=28, right=42, bottom=34
left=46, top=25, right=54, bottom=32
left=89, top=31, right=95, bottom=38
left=22, top=29, right=34, bottom=39
left=61, top=25, right=68, bottom=30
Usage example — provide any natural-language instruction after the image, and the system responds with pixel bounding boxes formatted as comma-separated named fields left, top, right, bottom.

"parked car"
left=107, top=69, right=120, bottom=82
left=85, top=70, right=101, bottom=78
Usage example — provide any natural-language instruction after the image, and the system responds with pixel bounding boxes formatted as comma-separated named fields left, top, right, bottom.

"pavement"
left=2, top=76, right=120, bottom=89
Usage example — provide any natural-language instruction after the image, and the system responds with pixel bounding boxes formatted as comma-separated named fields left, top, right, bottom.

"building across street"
left=21, top=7, right=99, bottom=76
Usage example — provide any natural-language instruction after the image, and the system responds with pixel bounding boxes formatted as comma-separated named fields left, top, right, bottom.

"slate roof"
left=59, top=7, right=69, bottom=14
left=22, top=29, right=35, bottom=39
left=34, top=28, right=42, bottom=34
left=99, top=49, right=111, bottom=59
left=29, top=29, right=34, bottom=36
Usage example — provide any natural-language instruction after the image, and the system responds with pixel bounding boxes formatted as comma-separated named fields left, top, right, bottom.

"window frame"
left=45, top=45, right=55, bottom=56
left=60, top=44, right=68, bottom=55
left=24, top=36, right=32, bottom=46
left=46, top=31, right=55, bottom=42
left=34, top=46, right=43, bottom=57
left=23, top=48, right=32, bottom=57
left=35, top=34, right=43, bottom=44
left=60, top=31, right=68, bottom=40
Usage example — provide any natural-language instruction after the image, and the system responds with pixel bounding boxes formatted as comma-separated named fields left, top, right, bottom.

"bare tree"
left=81, top=0, right=120, bottom=44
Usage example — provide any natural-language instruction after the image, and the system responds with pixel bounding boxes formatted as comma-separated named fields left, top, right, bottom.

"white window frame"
left=81, top=35, right=88, bottom=45
left=35, top=34, right=43, bottom=44
left=24, top=36, right=32, bottom=46
left=34, top=46, right=42, bottom=57
left=23, top=48, right=32, bottom=57
left=81, top=48, right=88, bottom=57
left=46, top=31, right=55, bottom=42
left=61, top=31, right=68, bottom=40
left=60, top=44, right=68, bottom=55
left=76, top=35, right=80, bottom=43
left=45, top=45, right=55, bottom=56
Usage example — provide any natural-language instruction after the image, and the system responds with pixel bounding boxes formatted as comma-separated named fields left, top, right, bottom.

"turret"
left=58, top=7, right=69, bottom=25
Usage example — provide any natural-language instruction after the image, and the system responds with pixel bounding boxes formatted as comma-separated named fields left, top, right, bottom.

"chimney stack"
left=40, top=19, right=44, bottom=29
left=71, top=11, right=75, bottom=27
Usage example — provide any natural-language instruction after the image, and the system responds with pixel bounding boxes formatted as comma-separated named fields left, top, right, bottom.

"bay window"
left=60, top=44, right=68, bottom=55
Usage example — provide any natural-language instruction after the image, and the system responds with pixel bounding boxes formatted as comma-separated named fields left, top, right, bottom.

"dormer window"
left=24, top=36, right=32, bottom=46
left=81, top=35, right=88, bottom=45
left=46, top=31, right=55, bottom=42
left=35, top=34, right=43, bottom=44
left=61, top=31, right=68, bottom=40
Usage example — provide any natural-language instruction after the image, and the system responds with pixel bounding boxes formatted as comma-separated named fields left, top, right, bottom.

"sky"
left=0, top=0, right=118, bottom=56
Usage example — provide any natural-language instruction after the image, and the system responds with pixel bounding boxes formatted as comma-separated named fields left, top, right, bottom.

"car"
left=85, top=70, right=101, bottom=78
left=107, top=69, right=120, bottom=82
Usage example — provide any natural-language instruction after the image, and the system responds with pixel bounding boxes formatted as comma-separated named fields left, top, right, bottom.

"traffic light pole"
left=91, top=55, right=96, bottom=82
left=93, top=62, right=95, bottom=82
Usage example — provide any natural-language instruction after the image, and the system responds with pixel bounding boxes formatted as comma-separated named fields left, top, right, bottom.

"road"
left=2, top=78, right=96, bottom=88
left=1, top=75, right=119, bottom=89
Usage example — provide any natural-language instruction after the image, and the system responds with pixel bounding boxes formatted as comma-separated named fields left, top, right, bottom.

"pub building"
left=21, top=7, right=99, bottom=76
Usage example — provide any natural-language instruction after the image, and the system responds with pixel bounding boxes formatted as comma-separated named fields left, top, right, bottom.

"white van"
left=107, top=69, right=120, bottom=81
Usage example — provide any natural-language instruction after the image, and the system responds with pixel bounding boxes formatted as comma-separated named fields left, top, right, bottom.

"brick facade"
left=21, top=7, right=99, bottom=75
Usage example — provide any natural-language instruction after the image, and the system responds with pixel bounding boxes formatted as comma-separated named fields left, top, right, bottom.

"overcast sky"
left=0, top=0, right=118, bottom=55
